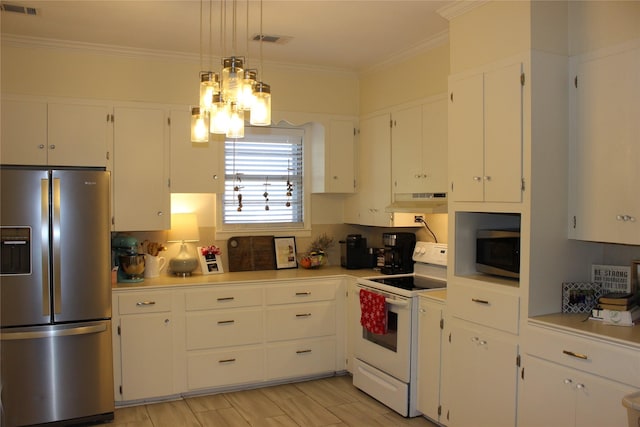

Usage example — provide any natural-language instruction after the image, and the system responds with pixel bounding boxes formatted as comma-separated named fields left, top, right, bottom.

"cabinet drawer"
left=185, top=287, right=262, bottom=311
left=187, top=346, right=264, bottom=390
left=266, top=281, right=336, bottom=305
left=118, top=292, right=173, bottom=314
left=266, top=338, right=336, bottom=380
left=525, top=325, right=640, bottom=387
left=266, top=301, right=336, bottom=342
left=186, top=309, right=263, bottom=350
left=448, top=283, right=519, bottom=334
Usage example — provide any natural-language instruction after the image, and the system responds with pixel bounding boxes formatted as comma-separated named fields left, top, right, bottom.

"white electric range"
left=353, top=241, right=447, bottom=417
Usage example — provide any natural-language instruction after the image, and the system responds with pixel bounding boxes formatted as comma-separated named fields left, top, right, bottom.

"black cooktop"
left=369, top=275, right=446, bottom=291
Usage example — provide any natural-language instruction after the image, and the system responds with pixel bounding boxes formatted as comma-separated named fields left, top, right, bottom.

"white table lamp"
left=167, top=213, right=200, bottom=276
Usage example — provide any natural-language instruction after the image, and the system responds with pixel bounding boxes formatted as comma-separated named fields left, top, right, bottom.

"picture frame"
left=561, top=282, right=603, bottom=313
left=197, top=246, right=224, bottom=275
left=274, top=236, right=298, bottom=269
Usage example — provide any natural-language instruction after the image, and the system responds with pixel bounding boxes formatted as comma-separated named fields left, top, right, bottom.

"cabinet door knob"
left=563, top=378, right=573, bottom=385
left=484, top=176, right=492, bottom=181
left=38, top=144, right=45, bottom=149
left=575, top=383, right=585, bottom=390
left=473, top=176, right=482, bottom=182
left=213, top=174, right=219, bottom=180
left=49, top=144, right=56, bottom=149
left=157, top=211, right=164, bottom=216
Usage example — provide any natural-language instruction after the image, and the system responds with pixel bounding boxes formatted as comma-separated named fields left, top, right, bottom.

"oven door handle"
left=385, top=298, right=408, bottom=307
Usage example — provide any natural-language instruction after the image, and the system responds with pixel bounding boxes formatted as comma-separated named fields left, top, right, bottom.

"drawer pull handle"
left=217, top=297, right=235, bottom=302
left=471, top=298, right=489, bottom=305
left=562, top=350, right=588, bottom=360
left=218, top=358, right=236, bottom=363
left=296, top=313, right=312, bottom=318
left=296, top=349, right=312, bottom=354
left=296, top=292, right=311, bottom=296
left=136, top=301, right=156, bottom=306
left=217, top=320, right=235, bottom=325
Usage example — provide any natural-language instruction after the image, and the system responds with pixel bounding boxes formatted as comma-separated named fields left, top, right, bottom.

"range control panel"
left=413, top=241, right=448, bottom=266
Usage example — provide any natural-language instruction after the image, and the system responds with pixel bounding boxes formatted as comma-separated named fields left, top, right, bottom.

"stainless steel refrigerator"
left=0, top=166, right=114, bottom=426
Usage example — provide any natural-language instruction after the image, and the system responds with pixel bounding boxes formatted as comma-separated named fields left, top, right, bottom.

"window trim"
left=215, top=123, right=312, bottom=240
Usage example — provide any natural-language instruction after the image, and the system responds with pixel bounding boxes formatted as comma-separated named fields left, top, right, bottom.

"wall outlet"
left=414, top=215, right=424, bottom=223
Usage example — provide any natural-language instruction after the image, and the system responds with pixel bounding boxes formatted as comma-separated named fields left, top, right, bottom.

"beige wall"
left=1, top=43, right=359, bottom=116
left=448, top=1, right=531, bottom=74
left=358, top=42, right=450, bottom=115
left=568, top=1, right=640, bottom=55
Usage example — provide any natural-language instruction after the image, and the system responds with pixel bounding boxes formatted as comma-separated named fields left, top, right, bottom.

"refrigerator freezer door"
left=0, top=168, right=51, bottom=327
left=0, top=320, right=115, bottom=426
left=52, top=169, right=111, bottom=322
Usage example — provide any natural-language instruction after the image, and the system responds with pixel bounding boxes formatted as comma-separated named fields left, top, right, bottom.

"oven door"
left=353, top=283, right=412, bottom=382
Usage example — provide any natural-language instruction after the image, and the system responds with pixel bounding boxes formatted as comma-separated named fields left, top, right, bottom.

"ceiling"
left=0, top=0, right=453, bottom=72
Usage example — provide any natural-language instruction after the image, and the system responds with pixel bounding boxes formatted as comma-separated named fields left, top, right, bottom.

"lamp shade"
left=167, top=213, right=200, bottom=243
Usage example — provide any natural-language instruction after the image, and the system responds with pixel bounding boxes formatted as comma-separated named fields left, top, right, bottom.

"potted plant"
left=299, top=233, right=334, bottom=269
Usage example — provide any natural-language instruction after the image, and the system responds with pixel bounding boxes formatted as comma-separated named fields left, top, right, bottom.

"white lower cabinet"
left=265, top=280, right=338, bottom=379
left=417, top=295, right=444, bottom=424
left=187, top=346, right=265, bottom=390
left=518, top=322, right=640, bottom=427
left=518, top=355, right=636, bottom=427
left=113, top=278, right=343, bottom=403
left=115, top=291, right=175, bottom=402
left=443, top=320, right=519, bottom=427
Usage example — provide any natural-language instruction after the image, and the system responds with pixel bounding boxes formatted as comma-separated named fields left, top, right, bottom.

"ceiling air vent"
left=252, top=34, right=292, bottom=45
left=0, top=2, right=37, bottom=15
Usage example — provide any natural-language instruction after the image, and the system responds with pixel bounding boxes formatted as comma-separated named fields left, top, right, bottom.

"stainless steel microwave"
left=476, top=229, right=520, bottom=279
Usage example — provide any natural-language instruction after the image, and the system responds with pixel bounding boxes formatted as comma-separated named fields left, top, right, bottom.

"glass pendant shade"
left=227, top=104, right=245, bottom=138
left=222, top=57, right=244, bottom=104
left=190, top=107, right=209, bottom=142
left=250, top=82, right=271, bottom=126
left=199, top=72, right=220, bottom=111
left=238, top=69, right=257, bottom=111
left=210, top=94, right=230, bottom=134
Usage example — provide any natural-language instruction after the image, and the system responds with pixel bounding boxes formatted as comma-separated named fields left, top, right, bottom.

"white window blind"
left=223, top=127, right=304, bottom=226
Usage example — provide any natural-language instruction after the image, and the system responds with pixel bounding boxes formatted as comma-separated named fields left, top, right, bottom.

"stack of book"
left=591, top=292, right=640, bottom=326
left=598, top=292, right=639, bottom=310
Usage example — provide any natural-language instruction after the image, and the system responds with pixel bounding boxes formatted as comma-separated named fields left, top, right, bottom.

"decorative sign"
left=274, top=236, right=298, bottom=269
left=591, top=264, right=631, bottom=293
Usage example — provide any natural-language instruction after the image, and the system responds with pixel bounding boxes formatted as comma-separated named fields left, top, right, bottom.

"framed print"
left=198, top=246, right=224, bottom=275
left=274, top=236, right=298, bottom=269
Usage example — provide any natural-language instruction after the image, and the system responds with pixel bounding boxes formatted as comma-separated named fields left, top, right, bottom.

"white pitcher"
left=144, top=254, right=167, bottom=278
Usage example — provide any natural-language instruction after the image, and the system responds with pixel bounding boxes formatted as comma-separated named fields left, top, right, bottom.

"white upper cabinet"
left=392, top=97, right=447, bottom=195
left=312, top=119, right=356, bottom=193
left=112, top=106, right=170, bottom=231
left=1, top=98, right=110, bottom=167
left=169, top=109, right=225, bottom=194
left=568, top=44, right=640, bottom=245
left=449, top=61, right=523, bottom=203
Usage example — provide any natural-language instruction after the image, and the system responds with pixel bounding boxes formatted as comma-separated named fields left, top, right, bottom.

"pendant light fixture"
left=191, top=0, right=272, bottom=142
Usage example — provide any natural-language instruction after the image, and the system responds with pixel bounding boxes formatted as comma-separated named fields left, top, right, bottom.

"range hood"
left=386, top=192, right=448, bottom=213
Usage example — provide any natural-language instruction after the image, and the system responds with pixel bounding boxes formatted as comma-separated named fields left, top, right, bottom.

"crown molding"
left=436, top=0, right=489, bottom=21
left=1, top=34, right=360, bottom=76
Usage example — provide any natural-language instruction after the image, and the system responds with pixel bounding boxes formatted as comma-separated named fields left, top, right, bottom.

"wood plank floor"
left=100, top=375, right=439, bottom=427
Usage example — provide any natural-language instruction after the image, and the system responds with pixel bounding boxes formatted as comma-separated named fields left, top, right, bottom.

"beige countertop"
left=530, top=313, right=640, bottom=348
left=112, top=266, right=386, bottom=291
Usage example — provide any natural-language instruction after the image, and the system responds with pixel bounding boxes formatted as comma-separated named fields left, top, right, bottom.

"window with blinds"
left=222, top=127, right=304, bottom=227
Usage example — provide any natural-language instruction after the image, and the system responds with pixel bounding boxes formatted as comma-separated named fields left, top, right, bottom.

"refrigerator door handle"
left=0, top=323, right=107, bottom=341
left=52, top=177, right=62, bottom=314
left=41, top=178, right=51, bottom=317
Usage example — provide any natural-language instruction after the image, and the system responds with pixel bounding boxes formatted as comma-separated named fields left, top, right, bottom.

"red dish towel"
left=359, top=288, right=387, bottom=334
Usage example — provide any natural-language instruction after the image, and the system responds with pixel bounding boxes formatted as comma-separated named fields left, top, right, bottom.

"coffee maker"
left=111, top=234, right=145, bottom=283
left=381, top=232, right=416, bottom=274
left=340, top=234, right=368, bottom=269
